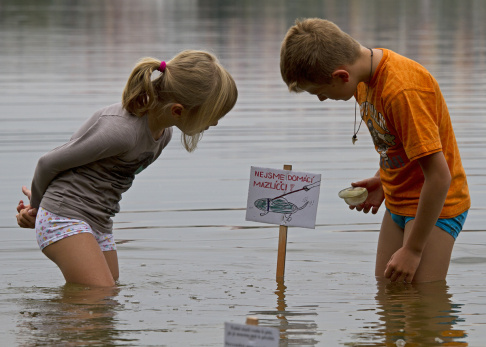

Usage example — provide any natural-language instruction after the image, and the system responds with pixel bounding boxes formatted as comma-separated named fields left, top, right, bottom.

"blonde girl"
left=16, top=50, right=238, bottom=287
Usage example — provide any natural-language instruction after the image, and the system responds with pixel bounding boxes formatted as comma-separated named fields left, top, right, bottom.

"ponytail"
left=122, top=57, right=160, bottom=117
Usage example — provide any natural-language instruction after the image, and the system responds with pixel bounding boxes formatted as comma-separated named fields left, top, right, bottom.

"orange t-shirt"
left=356, top=49, right=470, bottom=218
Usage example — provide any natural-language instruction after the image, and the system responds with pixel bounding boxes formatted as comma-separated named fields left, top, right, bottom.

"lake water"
left=1, top=0, right=485, bottom=346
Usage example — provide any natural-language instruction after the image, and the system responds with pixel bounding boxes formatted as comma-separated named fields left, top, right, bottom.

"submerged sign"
left=224, top=322, right=279, bottom=347
left=246, top=166, right=321, bottom=229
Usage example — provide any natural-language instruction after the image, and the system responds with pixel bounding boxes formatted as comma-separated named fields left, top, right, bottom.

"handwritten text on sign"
left=246, top=166, right=321, bottom=229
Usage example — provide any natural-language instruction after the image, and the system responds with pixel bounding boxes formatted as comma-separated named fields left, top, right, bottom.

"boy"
left=280, top=18, right=470, bottom=283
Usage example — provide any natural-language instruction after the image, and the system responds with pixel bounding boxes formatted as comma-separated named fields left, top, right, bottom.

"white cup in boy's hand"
left=338, top=187, right=368, bottom=206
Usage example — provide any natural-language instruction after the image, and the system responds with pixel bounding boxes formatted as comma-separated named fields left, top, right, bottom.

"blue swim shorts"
left=386, top=208, right=468, bottom=240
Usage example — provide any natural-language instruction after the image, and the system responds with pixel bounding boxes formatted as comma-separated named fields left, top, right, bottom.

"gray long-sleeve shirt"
left=30, top=103, right=172, bottom=234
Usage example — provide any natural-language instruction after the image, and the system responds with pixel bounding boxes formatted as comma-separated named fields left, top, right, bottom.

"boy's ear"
left=332, top=69, right=350, bottom=83
left=170, top=104, right=185, bottom=119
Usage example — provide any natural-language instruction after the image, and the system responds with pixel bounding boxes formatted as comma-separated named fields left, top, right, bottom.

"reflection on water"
left=251, top=278, right=319, bottom=346
left=351, top=280, right=467, bottom=346
left=16, top=284, right=123, bottom=346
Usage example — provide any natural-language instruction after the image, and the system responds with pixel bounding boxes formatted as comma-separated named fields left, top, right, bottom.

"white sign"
left=245, top=166, right=321, bottom=229
left=224, top=322, right=279, bottom=347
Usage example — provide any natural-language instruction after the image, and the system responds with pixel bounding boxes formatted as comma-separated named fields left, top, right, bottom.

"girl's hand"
left=16, top=207, right=37, bottom=229
left=17, top=186, right=32, bottom=213
left=21, top=185, right=32, bottom=200
left=349, top=175, right=385, bottom=214
left=16, top=186, right=37, bottom=229
left=384, top=246, right=422, bottom=283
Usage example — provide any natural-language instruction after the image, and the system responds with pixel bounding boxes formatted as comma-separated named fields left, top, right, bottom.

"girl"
left=16, top=50, right=238, bottom=287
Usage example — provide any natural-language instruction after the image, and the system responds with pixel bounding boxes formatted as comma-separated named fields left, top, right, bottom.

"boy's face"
left=301, top=80, right=356, bottom=102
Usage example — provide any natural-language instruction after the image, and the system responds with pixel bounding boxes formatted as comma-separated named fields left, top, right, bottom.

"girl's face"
left=203, top=119, right=219, bottom=131
left=176, top=113, right=219, bottom=136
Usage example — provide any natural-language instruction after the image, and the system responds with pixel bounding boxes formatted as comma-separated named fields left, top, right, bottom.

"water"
left=1, top=0, right=485, bottom=345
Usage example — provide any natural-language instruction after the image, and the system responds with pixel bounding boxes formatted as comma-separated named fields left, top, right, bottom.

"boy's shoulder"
left=377, top=49, right=437, bottom=93
left=383, top=49, right=428, bottom=71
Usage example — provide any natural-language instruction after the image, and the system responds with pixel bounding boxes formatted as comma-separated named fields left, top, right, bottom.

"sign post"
left=246, top=165, right=321, bottom=279
left=276, top=164, right=292, bottom=279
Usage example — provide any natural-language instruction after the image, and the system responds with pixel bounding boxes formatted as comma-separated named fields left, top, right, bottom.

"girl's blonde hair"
left=280, top=18, right=361, bottom=92
left=122, top=50, right=238, bottom=152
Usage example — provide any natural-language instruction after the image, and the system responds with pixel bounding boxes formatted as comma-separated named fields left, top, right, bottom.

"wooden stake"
left=246, top=316, right=259, bottom=326
left=276, top=164, right=292, bottom=280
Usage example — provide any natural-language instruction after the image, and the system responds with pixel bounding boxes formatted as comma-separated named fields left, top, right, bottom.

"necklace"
left=352, top=48, right=374, bottom=145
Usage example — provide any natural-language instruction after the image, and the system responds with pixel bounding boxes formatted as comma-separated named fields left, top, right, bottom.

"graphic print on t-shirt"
left=360, top=101, right=397, bottom=165
left=112, top=152, right=156, bottom=181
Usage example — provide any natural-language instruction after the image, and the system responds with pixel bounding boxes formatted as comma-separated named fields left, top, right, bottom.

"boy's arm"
left=384, top=151, right=451, bottom=282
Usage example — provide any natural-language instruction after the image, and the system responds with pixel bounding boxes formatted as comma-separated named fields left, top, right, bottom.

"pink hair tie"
left=158, top=61, right=166, bottom=72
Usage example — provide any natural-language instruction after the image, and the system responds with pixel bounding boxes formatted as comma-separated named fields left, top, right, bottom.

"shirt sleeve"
left=387, top=88, right=442, bottom=161
left=30, top=115, right=136, bottom=208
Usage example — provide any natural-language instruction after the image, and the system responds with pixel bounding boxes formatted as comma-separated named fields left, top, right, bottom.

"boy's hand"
left=384, top=246, right=422, bottom=283
left=349, top=176, right=384, bottom=214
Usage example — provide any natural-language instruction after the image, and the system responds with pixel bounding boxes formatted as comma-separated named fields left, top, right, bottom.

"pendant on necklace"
left=352, top=135, right=357, bottom=145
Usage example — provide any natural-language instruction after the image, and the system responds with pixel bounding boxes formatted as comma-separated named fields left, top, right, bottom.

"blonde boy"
left=280, top=18, right=470, bottom=283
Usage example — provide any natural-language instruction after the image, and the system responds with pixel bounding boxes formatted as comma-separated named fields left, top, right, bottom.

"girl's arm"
left=384, top=151, right=451, bottom=282
left=30, top=116, right=135, bottom=208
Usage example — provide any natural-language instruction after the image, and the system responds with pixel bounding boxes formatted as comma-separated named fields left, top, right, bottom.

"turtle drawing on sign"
left=254, top=181, right=320, bottom=222
left=254, top=197, right=309, bottom=222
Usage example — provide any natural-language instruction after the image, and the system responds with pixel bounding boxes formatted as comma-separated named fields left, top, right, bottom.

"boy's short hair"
left=280, top=18, right=361, bottom=92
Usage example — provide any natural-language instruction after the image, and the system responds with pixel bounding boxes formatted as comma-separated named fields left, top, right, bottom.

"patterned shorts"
left=36, top=207, right=116, bottom=252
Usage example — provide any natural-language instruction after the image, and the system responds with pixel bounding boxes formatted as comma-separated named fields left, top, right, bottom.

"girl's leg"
left=103, top=250, right=119, bottom=282
left=403, top=221, right=455, bottom=282
left=42, top=233, right=116, bottom=287
left=375, top=211, right=404, bottom=279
